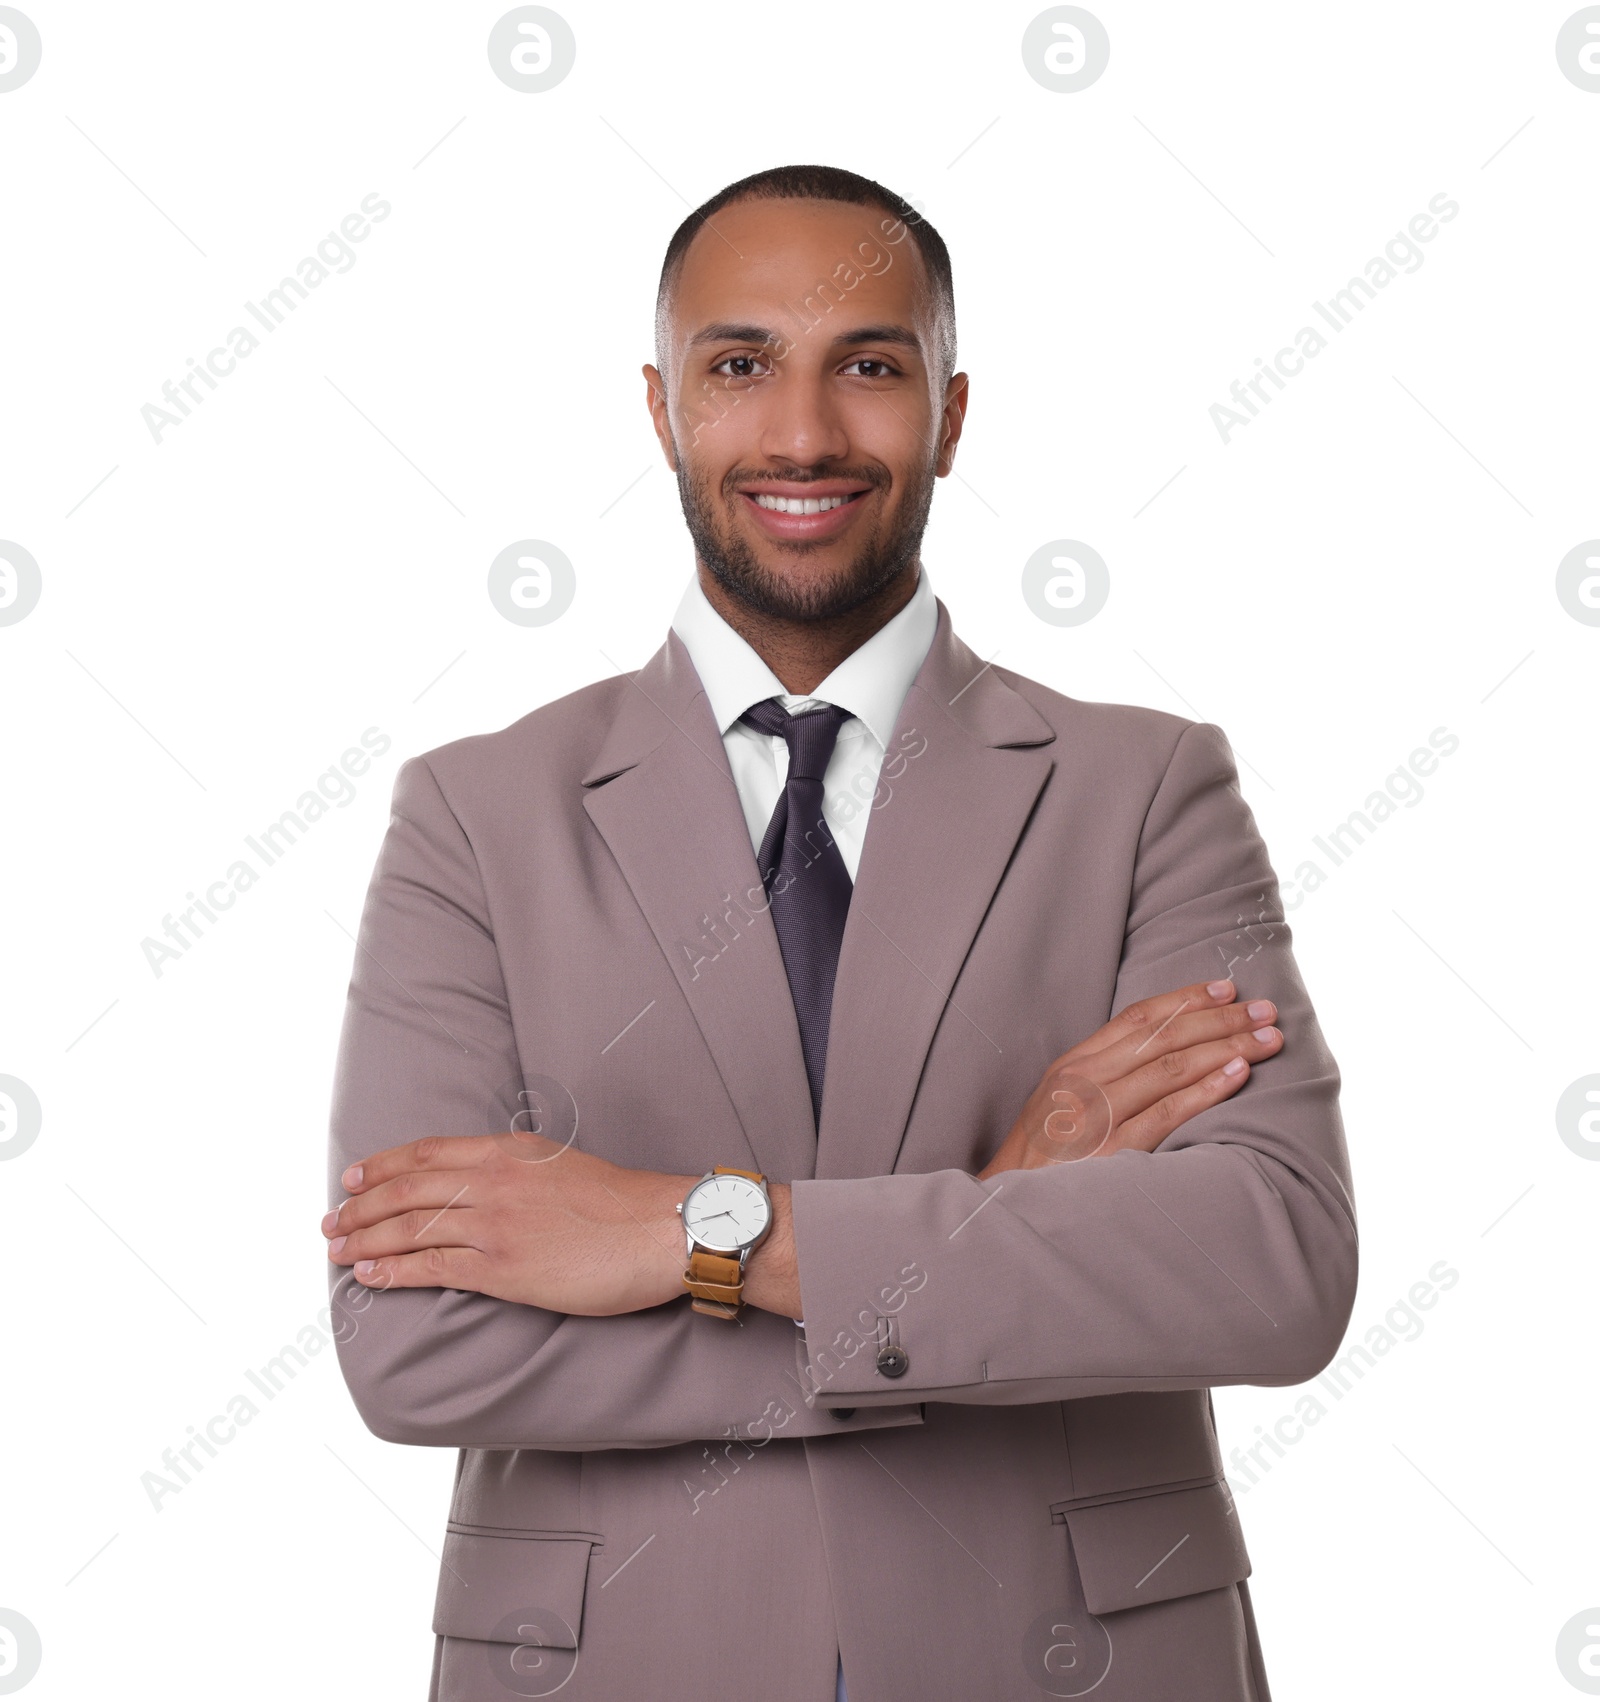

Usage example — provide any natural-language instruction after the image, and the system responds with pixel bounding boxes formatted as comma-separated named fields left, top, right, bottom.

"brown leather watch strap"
left=683, top=1167, right=767, bottom=1320
left=685, top=1249, right=743, bottom=1319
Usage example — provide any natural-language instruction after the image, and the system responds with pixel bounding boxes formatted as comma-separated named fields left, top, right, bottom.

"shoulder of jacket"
left=989, top=663, right=1210, bottom=762
left=398, top=670, right=637, bottom=795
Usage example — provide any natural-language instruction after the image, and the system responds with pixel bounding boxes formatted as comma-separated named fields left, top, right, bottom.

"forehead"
left=669, top=196, right=934, bottom=335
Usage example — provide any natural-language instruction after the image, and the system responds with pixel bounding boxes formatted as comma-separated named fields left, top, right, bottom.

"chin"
left=737, top=558, right=904, bottom=625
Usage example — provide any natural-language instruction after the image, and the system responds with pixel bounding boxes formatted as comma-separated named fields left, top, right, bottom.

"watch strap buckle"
left=684, top=1248, right=744, bottom=1319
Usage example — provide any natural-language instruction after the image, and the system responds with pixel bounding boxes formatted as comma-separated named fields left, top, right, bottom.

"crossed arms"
left=322, top=978, right=1289, bottom=1320
left=323, top=721, right=1357, bottom=1449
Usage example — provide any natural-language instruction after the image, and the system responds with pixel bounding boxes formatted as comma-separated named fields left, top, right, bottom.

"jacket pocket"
left=1049, top=1479, right=1249, bottom=1616
left=432, top=1524, right=598, bottom=1648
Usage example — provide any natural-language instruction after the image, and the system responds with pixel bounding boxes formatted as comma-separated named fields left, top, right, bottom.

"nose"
left=756, top=369, right=850, bottom=468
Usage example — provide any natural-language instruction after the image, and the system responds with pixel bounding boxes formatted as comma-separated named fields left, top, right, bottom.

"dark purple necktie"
left=739, top=697, right=854, bottom=1123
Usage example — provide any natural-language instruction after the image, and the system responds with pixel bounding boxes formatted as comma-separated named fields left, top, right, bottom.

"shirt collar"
left=670, top=567, right=937, bottom=750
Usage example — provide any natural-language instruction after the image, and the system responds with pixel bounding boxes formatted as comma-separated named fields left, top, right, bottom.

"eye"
left=712, top=353, right=769, bottom=381
left=842, top=357, right=899, bottom=379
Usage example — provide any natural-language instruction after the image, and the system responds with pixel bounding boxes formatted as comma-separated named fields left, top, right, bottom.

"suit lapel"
left=816, top=603, right=1057, bottom=1179
left=581, top=631, right=819, bottom=1184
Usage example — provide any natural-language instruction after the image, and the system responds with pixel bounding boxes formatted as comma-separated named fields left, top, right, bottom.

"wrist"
left=742, top=1182, right=802, bottom=1320
left=643, top=1170, right=701, bottom=1305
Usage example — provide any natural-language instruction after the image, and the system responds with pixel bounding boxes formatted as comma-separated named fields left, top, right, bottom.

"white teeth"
left=752, top=493, right=854, bottom=514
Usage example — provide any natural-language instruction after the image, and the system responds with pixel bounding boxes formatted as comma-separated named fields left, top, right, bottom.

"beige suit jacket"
left=327, top=599, right=1357, bottom=1701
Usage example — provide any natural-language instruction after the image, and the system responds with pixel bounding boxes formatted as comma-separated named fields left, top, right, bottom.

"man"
left=324, top=165, right=1356, bottom=1701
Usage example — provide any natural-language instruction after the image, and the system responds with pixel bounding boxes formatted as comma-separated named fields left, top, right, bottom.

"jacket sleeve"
left=785, top=719, right=1359, bottom=1409
left=326, top=754, right=925, bottom=1451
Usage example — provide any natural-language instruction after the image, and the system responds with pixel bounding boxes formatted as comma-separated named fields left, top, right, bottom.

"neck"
left=697, top=562, right=920, bottom=694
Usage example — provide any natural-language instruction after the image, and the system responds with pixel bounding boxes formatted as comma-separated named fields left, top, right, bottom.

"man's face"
left=644, top=197, right=967, bottom=623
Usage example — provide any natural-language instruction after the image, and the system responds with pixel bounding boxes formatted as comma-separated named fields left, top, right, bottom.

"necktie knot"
left=739, top=697, right=851, bottom=784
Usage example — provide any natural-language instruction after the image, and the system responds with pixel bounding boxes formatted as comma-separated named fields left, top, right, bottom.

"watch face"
left=683, top=1174, right=770, bottom=1253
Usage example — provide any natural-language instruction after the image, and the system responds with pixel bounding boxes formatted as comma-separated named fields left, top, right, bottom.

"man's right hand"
left=976, top=978, right=1282, bottom=1180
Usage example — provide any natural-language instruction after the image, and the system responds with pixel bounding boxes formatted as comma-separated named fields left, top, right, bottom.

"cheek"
left=677, top=448, right=750, bottom=518
left=845, top=394, right=934, bottom=475
left=675, top=387, right=762, bottom=461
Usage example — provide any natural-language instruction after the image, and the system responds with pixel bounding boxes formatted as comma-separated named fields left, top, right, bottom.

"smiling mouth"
left=747, top=491, right=867, bottom=515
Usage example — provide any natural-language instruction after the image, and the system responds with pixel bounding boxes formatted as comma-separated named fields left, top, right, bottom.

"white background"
left=1, top=2, right=1596, bottom=1696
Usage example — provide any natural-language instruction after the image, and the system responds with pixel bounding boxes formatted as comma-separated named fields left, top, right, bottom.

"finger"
left=340, top=1134, right=498, bottom=1194
left=1091, top=996, right=1279, bottom=1083
left=1114, top=1052, right=1262, bottom=1153
left=350, top=1246, right=492, bottom=1292
left=1062, top=978, right=1239, bottom=1070
left=324, top=1170, right=481, bottom=1237
left=1111, top=977, right=1239, bottom=1033
left=330, top=1207, right=483, bottom=1265
left=1019, top=1025, right=1271, bottom=1167
left=1109, top=1025, right=1283, bottom=1128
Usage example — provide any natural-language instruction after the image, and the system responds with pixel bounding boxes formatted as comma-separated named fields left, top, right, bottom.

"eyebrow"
left=686, top=322, right=781, bottom=350
left=685, top=320, right=925, bottom=356
left=834, top=324, right=924, bottom=354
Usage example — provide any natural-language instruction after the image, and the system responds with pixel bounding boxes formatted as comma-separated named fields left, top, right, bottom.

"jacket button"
left=876, top=1346, right=909, bottom=1379
left=828, top=1407, right=856, bottom=1421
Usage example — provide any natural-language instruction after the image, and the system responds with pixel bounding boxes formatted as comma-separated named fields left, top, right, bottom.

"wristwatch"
left=677, top=1165, right=773, bottom=1319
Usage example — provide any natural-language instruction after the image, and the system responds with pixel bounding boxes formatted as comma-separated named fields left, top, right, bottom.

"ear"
left=934, top=371, right=970, bottom=477
left=642, top=363, right=678, bottom=472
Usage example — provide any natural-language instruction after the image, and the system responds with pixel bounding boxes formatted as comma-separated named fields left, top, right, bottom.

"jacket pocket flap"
left=432, top=1528, right=594, bottom=1646
left=1060, top=1480, right=1249, bottom=1616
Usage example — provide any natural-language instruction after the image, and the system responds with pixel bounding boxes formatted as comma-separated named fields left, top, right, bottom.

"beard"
left=672, top=448, right=936, bottom=623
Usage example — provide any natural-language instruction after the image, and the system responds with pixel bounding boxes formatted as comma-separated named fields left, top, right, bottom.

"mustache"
left=722, top=467, right=890, bottom=494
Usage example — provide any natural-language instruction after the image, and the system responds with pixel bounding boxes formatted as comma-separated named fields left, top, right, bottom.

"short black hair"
left=654, top=163, right=957, bottom=388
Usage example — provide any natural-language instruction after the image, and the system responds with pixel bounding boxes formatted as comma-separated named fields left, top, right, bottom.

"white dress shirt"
left=670, top=565, right=937, bottom=1702
left=670, top=567, right=938, bottom=880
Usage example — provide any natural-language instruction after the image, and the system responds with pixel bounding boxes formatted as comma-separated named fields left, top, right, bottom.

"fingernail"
left=1247, top=1001, right=1274, bottom=1021
left=342, top=1165, right=363, bottom=1190
left=1207, top=980, right=1233, bottom=1000
left=1222, top=1057, right=1247, bottom=1077
left=329, top=1236, right=347, bottom=1257
left=321, top=1210, right=340, bottom=1236
left=355, top=1259, right=378, bottom=1279
left=1253, top=1026, right=1278, bottom=1043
